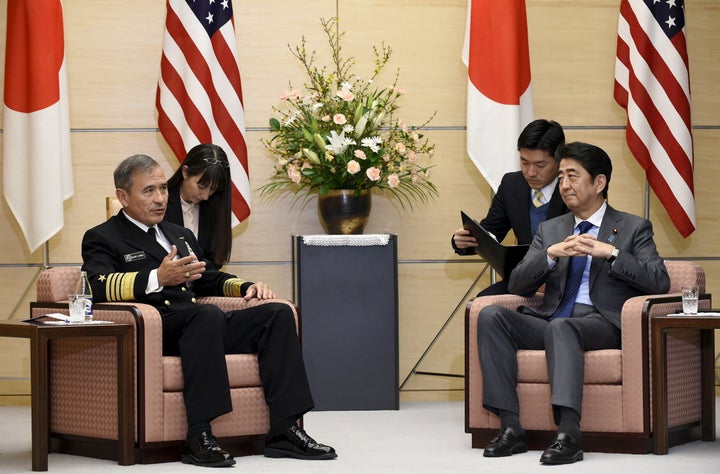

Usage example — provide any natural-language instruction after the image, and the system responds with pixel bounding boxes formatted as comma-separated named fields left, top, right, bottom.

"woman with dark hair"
left=165, top=143, right=232, bottom=268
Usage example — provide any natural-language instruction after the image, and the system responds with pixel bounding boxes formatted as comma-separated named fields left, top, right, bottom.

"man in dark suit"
left=452, top=119, right=569, bottom=295
left=476, top=142, right=669, bottom=465
left=81, top=155, right=336, bottom=468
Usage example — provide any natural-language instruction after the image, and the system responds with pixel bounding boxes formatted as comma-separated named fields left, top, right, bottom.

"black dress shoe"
left=540, top=432, right=583, bottom=465
left=265, top=425, right=337, bottom=460
left=181, top=431, right=236, bottom=467
left=483, top=427, right=528, bottom=457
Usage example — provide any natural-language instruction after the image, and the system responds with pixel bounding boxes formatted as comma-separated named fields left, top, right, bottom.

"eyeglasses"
left=203, top=158, right=230, bottom=168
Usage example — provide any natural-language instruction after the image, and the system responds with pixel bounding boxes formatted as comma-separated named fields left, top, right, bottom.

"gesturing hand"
left=157, top=245, right=206, bottom=286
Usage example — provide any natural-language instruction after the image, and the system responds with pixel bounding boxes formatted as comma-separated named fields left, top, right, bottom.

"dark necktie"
left=553, top=221, right=593, bottom=319
left=147, top=227, right=156, bottom=239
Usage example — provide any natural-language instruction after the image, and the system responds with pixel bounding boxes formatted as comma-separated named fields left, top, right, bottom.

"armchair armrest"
left=467, top=293, right=544, bottom=318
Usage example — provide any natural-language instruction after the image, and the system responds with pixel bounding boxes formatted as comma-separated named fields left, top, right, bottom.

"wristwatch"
left=607, top=247, right=620, bottom=263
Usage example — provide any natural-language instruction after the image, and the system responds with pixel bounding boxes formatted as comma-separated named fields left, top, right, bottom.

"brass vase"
left=317, top=189, right=372, bottom=234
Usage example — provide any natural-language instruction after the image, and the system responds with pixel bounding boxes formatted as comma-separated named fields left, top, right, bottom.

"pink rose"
left=280, top=89, right=301, bottom=100
left=347, top=160, right=361, bottom=175
left=366, top=167, right=381, bottom=181
left=354, top=149, right=367, bottom=160
left=287, top=166, right=302, bottom=184
left=407, top=150, right=417, bottom=162
left=387, top=173, right=400, bottom=188
left=333, top=114, right=347, bottom=125
left=336, top=89, right=355, bottom=101
left=395, top=143, right=406, bottom=155
left=321, top=115, right=331, bottom=122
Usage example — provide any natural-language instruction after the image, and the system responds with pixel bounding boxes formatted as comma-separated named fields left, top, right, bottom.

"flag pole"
left=43, top=242, right=50, bottom=269
left=399, top=263, right=490, bottom=389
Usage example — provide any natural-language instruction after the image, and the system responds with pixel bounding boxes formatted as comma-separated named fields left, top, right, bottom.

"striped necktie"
left=532, top=189, right=545, bottom=208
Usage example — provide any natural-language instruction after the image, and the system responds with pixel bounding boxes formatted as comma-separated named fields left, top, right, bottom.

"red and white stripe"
left=462, top=0, right=534, bottom=193
left=614, top=0, right=694, bottom=237
left=157, top=0, right=250, bottom=223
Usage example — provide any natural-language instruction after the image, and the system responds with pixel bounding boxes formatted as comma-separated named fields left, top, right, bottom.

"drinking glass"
left=68, top=294, right=88, bottom=322
left=681, top=286, right=699, bottom=314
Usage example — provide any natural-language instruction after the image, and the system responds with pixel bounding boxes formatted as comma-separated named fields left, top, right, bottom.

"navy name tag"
left=124, top=251, right=146, bottom=263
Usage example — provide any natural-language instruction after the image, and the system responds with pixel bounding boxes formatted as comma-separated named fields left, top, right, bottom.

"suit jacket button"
left=164, top=300, right=171, bottom=306
left=181, top=287, right=187, bottom=292
left=191, top=297, right=197, bottom=304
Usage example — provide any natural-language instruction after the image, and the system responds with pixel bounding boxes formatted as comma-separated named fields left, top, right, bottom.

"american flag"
left=462, top=0, right=534, bottom=193
left=156, top=0, right=250, bottom=222
left=614, top=0, right=694, bottom=237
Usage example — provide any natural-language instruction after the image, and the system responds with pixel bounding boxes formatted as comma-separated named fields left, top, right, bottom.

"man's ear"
left=116, top=188, right=128, bottom=207
left=595, top=174, right=607, bottom=194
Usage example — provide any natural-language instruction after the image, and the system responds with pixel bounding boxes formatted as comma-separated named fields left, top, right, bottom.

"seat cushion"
left=163, top=354, right=262, bottom=391
left=517, top=349, right=622, bottom=384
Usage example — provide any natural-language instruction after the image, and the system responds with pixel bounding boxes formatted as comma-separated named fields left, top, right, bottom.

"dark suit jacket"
left=508, top=205, right=670, bottom=328
left=81, top=211, right=246, bottom=313
left=164, top=186, right=216, bottom=266
left=481, top=171, right=568, bottom=244
left=454, top=171, right=568, bottom=256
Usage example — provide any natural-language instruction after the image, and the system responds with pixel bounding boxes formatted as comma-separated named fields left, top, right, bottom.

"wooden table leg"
left=652, top=324, right=669, bottom=455
left=700, top=329, right=716, bottom=442
left=117, top=329, right=135, bottom=465
left=31, top=332, right=49, bottom=471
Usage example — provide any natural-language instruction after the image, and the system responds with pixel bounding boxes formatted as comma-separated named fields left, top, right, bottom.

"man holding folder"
left=452, top=119, right=568, bottom=295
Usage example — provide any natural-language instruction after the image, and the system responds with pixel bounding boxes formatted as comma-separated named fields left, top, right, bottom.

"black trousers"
left=161, top=302, right=314, bottom=436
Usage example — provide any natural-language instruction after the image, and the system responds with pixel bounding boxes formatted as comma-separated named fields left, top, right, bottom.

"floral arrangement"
left=260, top=17, right=437, bottom=210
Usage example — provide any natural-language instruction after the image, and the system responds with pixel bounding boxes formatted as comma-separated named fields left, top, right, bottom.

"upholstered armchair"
left=31, top=266, right=297, bottom=463
left=465, top=260, right=710, bottom=453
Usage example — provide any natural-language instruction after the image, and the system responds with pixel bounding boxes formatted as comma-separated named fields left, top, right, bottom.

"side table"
left=0, top=320, right=134, bottom=471
left=651, top=312, right=719, bottom=454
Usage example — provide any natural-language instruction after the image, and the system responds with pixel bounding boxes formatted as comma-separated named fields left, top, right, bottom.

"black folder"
left=461, top=211, right=530, bottom=279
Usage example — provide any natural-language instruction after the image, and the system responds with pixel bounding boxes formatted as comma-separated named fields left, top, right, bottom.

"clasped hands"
left=157, top=245, right=277, bottom=300
left=547, top=233, right=615, bottom=261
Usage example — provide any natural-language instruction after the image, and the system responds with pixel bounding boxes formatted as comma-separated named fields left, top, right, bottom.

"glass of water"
left=681, top=286, right=699, bottom=314
left=68, top=294, right=88, bottom=322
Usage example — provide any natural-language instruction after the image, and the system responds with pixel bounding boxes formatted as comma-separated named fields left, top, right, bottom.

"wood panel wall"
left=1, top=0, right=718, bottom=404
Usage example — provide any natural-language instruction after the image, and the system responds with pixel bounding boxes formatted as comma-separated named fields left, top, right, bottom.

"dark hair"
left=167, top=144, right=232, bottom=266
left=555, top=142, right=613, bottom=199
left=517, top=119, right=565, bottom=160
left=114, top=154, right=159, bottom=191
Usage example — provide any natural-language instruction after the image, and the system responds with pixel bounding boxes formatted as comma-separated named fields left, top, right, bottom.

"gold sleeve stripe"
left=223, top=278, right=246, bottom=297
left=105, top=272, right=138, bottom=301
